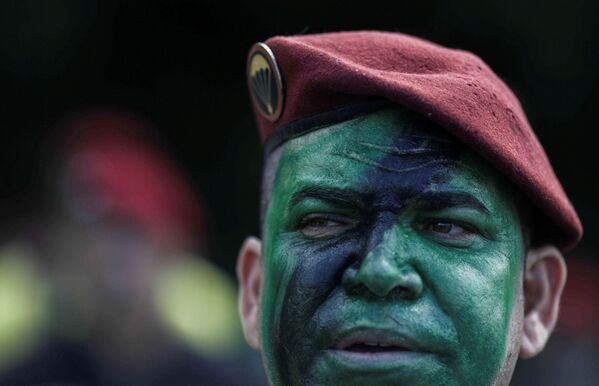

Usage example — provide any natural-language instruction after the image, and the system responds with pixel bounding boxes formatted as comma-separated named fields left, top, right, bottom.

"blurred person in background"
left=0, top=109, right=265, bottom=385
left=511, top=247, right=599, bottom=386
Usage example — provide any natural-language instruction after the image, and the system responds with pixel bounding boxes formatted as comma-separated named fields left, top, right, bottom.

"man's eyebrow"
left=289, top=186, right=365, bottom=208
left=410, top=191, right=490, bottom=214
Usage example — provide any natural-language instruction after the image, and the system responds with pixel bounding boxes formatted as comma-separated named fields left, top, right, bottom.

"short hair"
left=259, top=144, right=283, bottom=231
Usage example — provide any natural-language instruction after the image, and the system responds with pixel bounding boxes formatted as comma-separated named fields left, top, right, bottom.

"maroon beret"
left=246, top=30, right=582, bottom=250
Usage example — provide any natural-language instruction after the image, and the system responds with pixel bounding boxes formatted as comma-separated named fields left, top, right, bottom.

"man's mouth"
left=333, top=329, right=420, bottom=355
left=325, top=328, right=432, bottom=370
left=341, top=342, right=411, bottom=353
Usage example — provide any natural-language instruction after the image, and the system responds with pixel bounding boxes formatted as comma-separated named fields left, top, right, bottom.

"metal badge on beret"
left=247, top=42, right=284, bottom=122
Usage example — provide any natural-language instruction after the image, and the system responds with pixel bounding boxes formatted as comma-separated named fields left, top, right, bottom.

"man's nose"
left=342, top=225, right=423, bottom=299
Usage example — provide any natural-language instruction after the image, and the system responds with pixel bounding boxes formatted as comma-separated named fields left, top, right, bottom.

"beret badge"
left=247, top=42, right=284, bottom=122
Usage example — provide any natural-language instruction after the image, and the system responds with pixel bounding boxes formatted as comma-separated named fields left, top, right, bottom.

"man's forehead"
left=285, top=108, right=457, bottom=152
left=279, top=108, right=464, bottom=185
left=273, top=108, right=505, bottom=206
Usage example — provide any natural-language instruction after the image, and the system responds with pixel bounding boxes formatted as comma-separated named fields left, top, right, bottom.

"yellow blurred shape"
left=0, top=244, right=49, bottom=368
left=154, top=255, right=242, bottom=358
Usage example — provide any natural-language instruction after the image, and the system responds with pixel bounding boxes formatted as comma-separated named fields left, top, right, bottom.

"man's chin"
left=301, top=348, right=452, bottom=386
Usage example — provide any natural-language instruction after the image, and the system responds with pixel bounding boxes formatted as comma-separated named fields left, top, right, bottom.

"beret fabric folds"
left=250, top=30, right=582, bottom=250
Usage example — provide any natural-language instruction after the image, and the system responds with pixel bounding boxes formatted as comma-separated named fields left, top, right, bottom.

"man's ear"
left=237, top=236, right=263, bottom=351
left=520, top=245, right=567, bottom=358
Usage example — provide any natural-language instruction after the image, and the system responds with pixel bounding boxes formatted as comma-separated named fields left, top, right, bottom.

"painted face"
left=260, top=108, right=525, bottom=386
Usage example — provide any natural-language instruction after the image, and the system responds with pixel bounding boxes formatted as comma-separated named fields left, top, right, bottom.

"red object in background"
left=60, top=109, right=205, bottom=249
left=558, top=255, right=599, bottom=339
left=250, top=31, right=582, bottom=251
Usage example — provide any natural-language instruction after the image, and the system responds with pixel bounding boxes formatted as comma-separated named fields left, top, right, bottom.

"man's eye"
left=299, top=214, right=354, bottom=238
left=424, top=220, right=475, bottom=239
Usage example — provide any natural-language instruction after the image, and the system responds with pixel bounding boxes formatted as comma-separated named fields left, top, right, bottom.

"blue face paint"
left=261, top=108, right=525, bottom=386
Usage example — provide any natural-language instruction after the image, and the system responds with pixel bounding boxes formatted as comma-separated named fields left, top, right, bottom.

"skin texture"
left=256, top=108, right=525, bottom=386
left=239, top=106, right=568, bottom=386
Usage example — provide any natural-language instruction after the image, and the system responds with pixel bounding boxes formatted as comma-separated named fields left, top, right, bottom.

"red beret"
left=246, top=30, right=582, bottom=250
left=62, top=109, right=206, bottom=249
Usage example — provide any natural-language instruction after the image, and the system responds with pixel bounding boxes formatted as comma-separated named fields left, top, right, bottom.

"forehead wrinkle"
left=356, top=132, right=458, bottom=147
left=394, top=134, right=458, bottom=145
left=281, top=147, right=346, bottom=179
left=336, top=149, right=457, bottom=174
left=357, top=141, right=443, bottom=156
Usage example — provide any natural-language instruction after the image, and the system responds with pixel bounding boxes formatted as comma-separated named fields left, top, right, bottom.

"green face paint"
left=260, top=108, right=525, bottom=386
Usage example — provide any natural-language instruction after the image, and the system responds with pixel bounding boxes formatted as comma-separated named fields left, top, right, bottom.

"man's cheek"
left=269, top=237, right=359, bottom=384
left=431, top=254, right=517, bottom=384
left=261, top=238, right=299, bottom=344
left=258, top=236, right=298, bottom=385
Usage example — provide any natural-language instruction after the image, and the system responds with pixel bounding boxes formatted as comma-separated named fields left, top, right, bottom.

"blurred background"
left=0, top=0, right=597, bottom=385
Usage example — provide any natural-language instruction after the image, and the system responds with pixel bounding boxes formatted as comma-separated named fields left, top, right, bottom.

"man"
left=0, top=110, right=249, bottom=386
left=237, top=31, right=582, bottom=386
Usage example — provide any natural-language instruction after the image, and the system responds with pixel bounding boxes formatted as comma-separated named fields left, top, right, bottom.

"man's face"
left=259, top=108, right=525, bottom=386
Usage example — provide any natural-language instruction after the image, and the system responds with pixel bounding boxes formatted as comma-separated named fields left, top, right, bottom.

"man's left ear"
left=520, top=245, right=567, bottom=358
left=237, top=236, right=263, bottom=351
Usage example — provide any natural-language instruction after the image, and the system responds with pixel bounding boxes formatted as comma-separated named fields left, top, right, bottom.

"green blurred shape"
left=0, top=243, right=50, bottom=369
left=154, top=255, right=243, bottom=358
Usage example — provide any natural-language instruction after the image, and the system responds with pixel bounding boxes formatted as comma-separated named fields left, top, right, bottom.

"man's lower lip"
left=325, top=348, right=431, bottom=368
